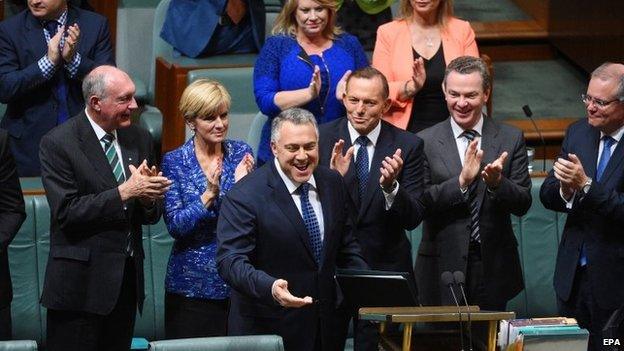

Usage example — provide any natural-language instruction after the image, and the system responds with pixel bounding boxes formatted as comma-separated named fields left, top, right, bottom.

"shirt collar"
left=347, top=119, right=381, bottom=147
left=450, top=114, right=484, bottom=139
left=41, top=8, right=68, bottom=26
left=273, top=157, right=317, bottom=195
left=85, top=108, right=118, bottom=142
left=600, top=124, right=624, bottom=144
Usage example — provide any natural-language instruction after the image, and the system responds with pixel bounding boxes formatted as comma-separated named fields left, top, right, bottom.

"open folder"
left=336, top=269, right=419, bottom=307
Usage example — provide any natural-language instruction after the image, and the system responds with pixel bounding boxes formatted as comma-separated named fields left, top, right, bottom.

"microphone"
left=522, top=105, right=546, bottom=172
left=453, top=271, right=473, bottom=351
left=442, top=271, right=464, bottom=351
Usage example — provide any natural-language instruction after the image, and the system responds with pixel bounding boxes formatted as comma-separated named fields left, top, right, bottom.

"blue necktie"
left=299, top=183, right=322, bottom=265
left=580, top=135, right=616, bottom=266
left=45, top=20, right=69, bottom=125
left=355, top=136, right=369, bottom=202
left=462, top=129, right=481, bottom=243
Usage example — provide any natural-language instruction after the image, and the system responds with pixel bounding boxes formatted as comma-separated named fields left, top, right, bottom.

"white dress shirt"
left=450, top=115, right=484, bottom=166
left=274, top=158, right=325, bottom=241
left=85, top=109, right=126, bottom=180
left=347, top=121, right=398, bottom=209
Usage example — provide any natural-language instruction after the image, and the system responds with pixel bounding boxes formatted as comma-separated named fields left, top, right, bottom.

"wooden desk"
left=359, top=306, right=515, bottom=351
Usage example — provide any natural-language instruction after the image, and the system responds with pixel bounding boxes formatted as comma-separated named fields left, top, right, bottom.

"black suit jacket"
left=0, top=6, right=115, bottom=176
left=0, top=130, right=26, bottom=309
left=39, top=112, right=162, bottom=315
left=416, top=117, right=531, bottom=306
left=540, top=119, right=624, bottom=310
left=319, top=119, right=425, bottom=273
left=216, top=161, right=368, bottom=351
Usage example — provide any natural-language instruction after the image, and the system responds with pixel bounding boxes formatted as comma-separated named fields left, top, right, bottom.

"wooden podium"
left=359, top=306, right=515, bottom=351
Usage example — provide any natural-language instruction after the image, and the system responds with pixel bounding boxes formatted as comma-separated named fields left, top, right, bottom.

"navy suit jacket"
left=216, top=161, right=367, bottom=351
left=319, top=119, right=425, bottom=274
left=540, top=119, right=624, bottom=310
left=160, top=0, right=265, bottom=58
left=0, top=6, right=115, bottom=176
left=39, top=113, right=162, bottom=315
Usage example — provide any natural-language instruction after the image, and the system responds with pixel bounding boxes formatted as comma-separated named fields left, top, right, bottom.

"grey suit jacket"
left=415, top=117, right=531, bottom=306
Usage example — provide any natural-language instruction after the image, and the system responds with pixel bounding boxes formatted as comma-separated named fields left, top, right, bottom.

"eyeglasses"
left=581, top=93, right=622, bottom=108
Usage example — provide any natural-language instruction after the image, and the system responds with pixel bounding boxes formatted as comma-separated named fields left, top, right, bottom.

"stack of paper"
left=498, top=317, right=589, bottom=351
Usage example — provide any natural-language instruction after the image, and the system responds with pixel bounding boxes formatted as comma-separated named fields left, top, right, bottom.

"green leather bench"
left=0, top=340, right=37, bottom=351
left=9, top=177, right=563, bottom=346
left=148, top=335, right=284, bottom=351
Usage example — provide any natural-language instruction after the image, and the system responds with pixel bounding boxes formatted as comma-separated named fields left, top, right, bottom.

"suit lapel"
left=24, top=13, right=48, bottom=67
left=117, top=128, right=139, bottom=180
left=577, top=128, right=599, bottom=181
left=437, top=120, right=463, bottom=177
left=268, top=162, right=317, bottom=266
left=315, top=170, right=334, bottom=268
left=476, top=118, right=501, bottom=206
left=77, top=113, right=118, bottom=187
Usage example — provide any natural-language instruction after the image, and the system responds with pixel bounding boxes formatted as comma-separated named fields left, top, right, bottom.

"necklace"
left=425, top=35, right=434, bottom=48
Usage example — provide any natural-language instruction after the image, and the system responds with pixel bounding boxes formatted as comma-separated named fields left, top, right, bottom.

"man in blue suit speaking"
left=217, top=108, right=368, bottom=351
left=0, top=0, right=115, bottom=176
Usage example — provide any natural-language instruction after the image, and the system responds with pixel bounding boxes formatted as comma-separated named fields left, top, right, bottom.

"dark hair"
left=346, top=66, right=390, bottom=100
left=443, top=56, right=491, bottom=92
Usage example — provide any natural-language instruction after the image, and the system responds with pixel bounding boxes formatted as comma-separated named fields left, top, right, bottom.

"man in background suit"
left=160, top=0, right=265, bottom=58
left=0, top=0, right=115, bottom=176
left=415, top=56, right=531, bottom=313
left=0, top=130, right=26, bottom=341
left=319, top=67, right=425, bottom=351
left=540, top=62, right=624, bottom=351
left=217, top=108, right=368, bottom=351
left=39, top=66, right=170, bottom=351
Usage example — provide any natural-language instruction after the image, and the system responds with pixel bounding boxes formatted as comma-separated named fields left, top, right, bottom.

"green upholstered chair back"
left=149, top=0, right=175, bottom=101
left=0, top=340, right=38, bottom=351
left=147, top=335, right=284, bottom=351
left=247, top=112, right=268, bottom=158
left=186, top=68, right=257, bottom=144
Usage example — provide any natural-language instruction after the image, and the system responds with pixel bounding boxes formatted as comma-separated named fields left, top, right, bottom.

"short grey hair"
left=82, top=66, right=111, bottom=101
left=443, top=56, right=491, bottom=92
left=591, top=62, right=624, bottom=101
left=270, top=108, right=319, bottom=143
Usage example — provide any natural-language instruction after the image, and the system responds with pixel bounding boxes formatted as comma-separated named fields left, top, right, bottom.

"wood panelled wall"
left=514, top=0, right=624, bottom=73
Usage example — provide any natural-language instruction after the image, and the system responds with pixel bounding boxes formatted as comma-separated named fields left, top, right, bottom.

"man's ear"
left=89, top=95, right=101, bottom=112
left=271, top=141, right=278, bottom=157
left=382, top=98, right=391, bottom=114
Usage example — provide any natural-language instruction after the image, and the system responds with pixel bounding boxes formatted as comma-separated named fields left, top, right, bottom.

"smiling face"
left=295, top=0, right=328, bottom=39
left=343, top=76, right=390, bottom=135
left=191, top=104, right=229, bottom=145
left=443, top=70, right=489, bottom=130
left=271, top=121, right=319, bottom=183
left=91, top=69, right=138, bottom=132
left=28, top=0, right=66, bottom=20
left=585, top=77, right=624, bottom=135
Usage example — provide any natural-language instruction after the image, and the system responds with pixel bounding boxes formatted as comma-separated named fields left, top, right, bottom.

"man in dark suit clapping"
left=318, top=66, right=425, bottom=351
left=39, top=65, right=170, bottom=351
left=540, top=62, right=624, bottom=351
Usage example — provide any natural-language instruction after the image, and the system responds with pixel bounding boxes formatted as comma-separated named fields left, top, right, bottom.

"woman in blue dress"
left=253, top=0, right=369, bottom=164
left=161, top=79, right=254, bottom=338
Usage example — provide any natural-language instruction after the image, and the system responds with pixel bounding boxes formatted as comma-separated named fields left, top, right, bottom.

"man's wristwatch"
left=582, top=177, right=592, bottom=194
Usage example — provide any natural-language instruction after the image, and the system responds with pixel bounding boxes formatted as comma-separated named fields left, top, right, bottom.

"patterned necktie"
left=45, top=20, right=69, bottom=125
left=355, top=135, right=370, bottom=202
left=462, top=129, right=481, bottom=243
left=299, top=183, right=322, bottom=265
left=596, top=136, right=615, bottom=182
left=101, top=133, right=125, bottom=184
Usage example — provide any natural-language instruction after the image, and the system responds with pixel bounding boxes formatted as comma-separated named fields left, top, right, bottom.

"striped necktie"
left=462, top=129, right=481, bottom=243
left=101, top=133, right=125, bottom=184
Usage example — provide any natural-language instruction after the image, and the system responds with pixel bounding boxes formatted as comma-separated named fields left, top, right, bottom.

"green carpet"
left=454, top=0, right=530, bottom=22
left=492, top=59, right=588, bottom=120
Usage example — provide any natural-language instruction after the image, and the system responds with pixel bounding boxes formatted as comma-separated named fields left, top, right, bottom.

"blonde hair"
left=179, top=79, right=231, bottom=123
left=271, top=0, right=341, bottom=39
left=398, top=0, right=454, bottom=27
